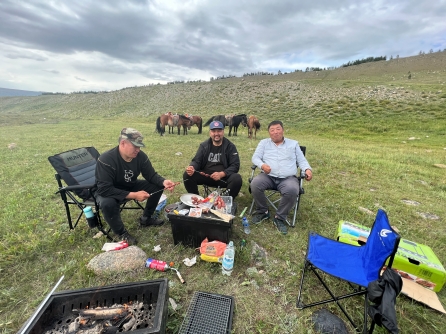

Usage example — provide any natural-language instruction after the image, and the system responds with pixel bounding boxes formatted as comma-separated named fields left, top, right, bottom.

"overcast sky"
left=1, top=0, right=445, bottom=93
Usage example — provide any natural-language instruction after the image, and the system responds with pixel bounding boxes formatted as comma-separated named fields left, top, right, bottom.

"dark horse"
left=228, top=114, right=247, bottom=136
left=247, top=115, right=261, bottom=139
left=204, top=114, right=244, bottom=136
left=156, top=113, right=192, bottom=136
left=188, top=115, right=203, bottom=134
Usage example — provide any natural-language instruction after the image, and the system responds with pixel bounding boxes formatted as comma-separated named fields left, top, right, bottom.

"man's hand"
left=261, top=164, right=271, bottom=174
left=163, top=179, right=176, bottom=192
left=305, top=169, right=313, bottom=181
left=128, top=190, right=150, bottom=201
left=185, top=165, right=195, bottom=176
left=210, top=171, right=225, bottom=181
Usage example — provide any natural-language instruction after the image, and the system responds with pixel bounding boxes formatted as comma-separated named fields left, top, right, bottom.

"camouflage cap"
left=120, top=127, right=145, bottom=147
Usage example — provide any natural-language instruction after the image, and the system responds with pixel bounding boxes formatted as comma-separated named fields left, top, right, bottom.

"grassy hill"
left=0, top=52, right=445, bottom=334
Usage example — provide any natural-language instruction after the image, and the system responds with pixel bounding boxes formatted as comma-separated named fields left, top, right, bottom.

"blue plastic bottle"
left=222, top=241, right=235, bottom=276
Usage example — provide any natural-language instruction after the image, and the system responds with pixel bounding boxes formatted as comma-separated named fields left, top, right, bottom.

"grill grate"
left=179, top=291, right=234, bottom=334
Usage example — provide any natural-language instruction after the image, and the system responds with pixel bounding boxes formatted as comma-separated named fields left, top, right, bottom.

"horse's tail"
left=256, top=120, right=261, bottom=130
left=156, top=117, right=163, bottom=135
left=203, top=116, right=214, bottom=126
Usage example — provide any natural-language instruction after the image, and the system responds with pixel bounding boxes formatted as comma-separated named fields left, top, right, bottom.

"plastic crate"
left=168, top=212, right=233, bottom=248
left=178, top=291, right=234, bottom=334
left=18, top=279, right=169, bottom=334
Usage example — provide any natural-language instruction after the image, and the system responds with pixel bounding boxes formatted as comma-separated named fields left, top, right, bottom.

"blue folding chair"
left=296, top=209, right=401, bottom=333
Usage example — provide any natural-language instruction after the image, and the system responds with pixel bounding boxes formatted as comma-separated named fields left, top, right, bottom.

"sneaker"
left=273, top=217, right=288, bottom=235
left=120, top=230, right=138, bottom=245
left=252, top=211, right=270, bottom=224
left=139, top=215, right=164, bottom=227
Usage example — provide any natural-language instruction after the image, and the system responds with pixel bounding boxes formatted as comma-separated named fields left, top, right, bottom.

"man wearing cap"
left=184, top=120, right=242, bottom=200
left=251, top=120, right=312, bottom=235
left=95, top=127, right=176, bottom=245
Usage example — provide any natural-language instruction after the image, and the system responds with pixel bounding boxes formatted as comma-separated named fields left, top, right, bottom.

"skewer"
left=149, top=180, right=187, bottom=196
left=194, top=170, right=227, bottom=183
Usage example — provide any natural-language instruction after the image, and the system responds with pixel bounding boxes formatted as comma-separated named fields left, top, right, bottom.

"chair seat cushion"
left=307, top=232, right=378, bottom=287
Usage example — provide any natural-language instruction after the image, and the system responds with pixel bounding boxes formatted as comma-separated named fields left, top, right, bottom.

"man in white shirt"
left=251, top=120, right=312, bottom=234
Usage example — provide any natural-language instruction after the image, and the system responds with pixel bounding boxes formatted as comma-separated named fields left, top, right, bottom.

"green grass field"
left=0, top=54, right=445, bottom=333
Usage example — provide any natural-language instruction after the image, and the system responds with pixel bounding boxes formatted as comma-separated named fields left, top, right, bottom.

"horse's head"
left=242, top=115, right=248, bottom=127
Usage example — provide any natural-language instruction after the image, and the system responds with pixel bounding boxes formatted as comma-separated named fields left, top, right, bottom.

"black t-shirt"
left=204, top=145, right=224, bottom=174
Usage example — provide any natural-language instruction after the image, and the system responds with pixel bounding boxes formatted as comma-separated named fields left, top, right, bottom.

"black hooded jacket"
left=367, top=268, right=403, bottom=334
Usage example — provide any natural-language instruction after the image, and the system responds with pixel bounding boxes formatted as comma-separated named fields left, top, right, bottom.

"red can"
left=145, top=258, right=170, bottom=271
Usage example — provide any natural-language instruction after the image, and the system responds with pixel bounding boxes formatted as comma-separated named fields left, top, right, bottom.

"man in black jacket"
left=183, top=121, right=242, bottom=199
left=95, top=127, right=176, bottom=245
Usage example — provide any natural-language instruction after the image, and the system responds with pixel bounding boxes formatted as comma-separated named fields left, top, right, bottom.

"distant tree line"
left=341, top=56, right=386, bottom=67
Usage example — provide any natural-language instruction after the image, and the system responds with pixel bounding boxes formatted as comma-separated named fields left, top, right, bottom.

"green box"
left=337, top=221, right=446, bottom=292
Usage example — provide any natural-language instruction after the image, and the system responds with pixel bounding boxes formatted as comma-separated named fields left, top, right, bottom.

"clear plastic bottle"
left=222, top=241, right=235, bottom=276
left=242, top=217, right=251, bottom=234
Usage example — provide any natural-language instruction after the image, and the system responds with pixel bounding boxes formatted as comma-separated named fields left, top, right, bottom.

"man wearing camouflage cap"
left=95, top=127, right=176, bottom=245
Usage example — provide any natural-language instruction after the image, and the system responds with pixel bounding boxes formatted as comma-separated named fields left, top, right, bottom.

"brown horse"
left=156, top=113, right=192, bottom=135
left=188, top=115, right=203, bottom=134
left=247, top=115, right=261, bottom=139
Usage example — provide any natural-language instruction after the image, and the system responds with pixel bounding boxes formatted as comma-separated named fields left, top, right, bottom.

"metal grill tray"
left=179, top=291, right=234, bottom=334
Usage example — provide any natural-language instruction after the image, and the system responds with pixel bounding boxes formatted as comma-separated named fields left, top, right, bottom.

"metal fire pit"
left=18, top=279, right=168, bottom=334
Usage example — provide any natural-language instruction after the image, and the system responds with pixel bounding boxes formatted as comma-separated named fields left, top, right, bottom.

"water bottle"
left=242, top=217, right=251, bottom=234
left=83, top=206, right=98, bottom=228
left=222, top=241, right=235, bottom=276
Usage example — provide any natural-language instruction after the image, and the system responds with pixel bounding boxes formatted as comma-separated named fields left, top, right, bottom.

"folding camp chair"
left=248, top=146, right=306, bottom=227
left=48, top=147, right=144, bottom=239
left=296, top=209, right=401, bottom=333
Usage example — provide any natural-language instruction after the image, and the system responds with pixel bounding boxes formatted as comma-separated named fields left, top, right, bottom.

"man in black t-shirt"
left=95, top=128, right=176, bottom=245
left=184, top=121, right=242, bottom=199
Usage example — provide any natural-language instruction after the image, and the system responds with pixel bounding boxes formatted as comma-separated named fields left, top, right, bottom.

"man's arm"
left=295, top=144, right=312, bottom=180
left=252, top=139, right=266, bottom=170
left=223, top=142, right=240, bottom=176
left=140, top=154, right=165, bottom=187
left=95, top=157, right=130, bottom=201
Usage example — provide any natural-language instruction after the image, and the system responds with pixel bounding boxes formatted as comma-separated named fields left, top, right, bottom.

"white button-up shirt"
left=252, top=138, right=311, bottom=178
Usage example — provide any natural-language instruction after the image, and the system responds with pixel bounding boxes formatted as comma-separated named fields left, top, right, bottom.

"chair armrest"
left=56, top=184, right=95, bottom=193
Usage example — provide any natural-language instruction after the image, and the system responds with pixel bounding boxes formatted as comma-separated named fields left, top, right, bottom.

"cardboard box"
left=337, top=220, right=446, bottom=292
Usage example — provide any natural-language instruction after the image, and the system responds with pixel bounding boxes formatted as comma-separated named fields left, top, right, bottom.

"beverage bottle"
left=83, top=206, right=98, bottom=228
left=242, top=217, right=251, bottom=234
left=145, top=258, right=172, bottom=271
left=222, top=241, right=235, bottom=276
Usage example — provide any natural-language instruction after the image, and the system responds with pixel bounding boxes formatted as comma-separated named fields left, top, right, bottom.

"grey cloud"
left=75, top=76, right=88, bottom=82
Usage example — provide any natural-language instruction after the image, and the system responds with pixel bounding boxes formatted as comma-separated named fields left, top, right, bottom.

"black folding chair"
left=248, top=146, right=306, bottom=227
left=48, top=147, right=143, bottom=239
left=296, top=209, right=401, bottom=333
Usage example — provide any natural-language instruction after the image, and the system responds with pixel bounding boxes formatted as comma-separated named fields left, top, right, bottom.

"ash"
left=43, top=302, right=156, bottom=333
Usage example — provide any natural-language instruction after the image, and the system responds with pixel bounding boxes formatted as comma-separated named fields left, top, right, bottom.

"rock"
left=401, top=199, right=420, bottom=206
left=433, top=164, right=446, bottom=169
left=312, top=308, right=349, bottom=334
left=87, top=246, right=147, bottom=275
left=8, top=143, right=17, bottom=150
left=417, top=212, right=440, bottom=220
left=359, top=207, right=374, bottom=215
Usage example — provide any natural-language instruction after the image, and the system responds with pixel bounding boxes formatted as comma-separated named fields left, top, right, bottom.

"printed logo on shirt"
left=124, top=170, right=134, bottom=182
left=208, top=153, right=221, bottom=163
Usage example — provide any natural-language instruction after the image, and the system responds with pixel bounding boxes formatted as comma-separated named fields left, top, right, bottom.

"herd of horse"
left=155, top=112, right=261, bottom=139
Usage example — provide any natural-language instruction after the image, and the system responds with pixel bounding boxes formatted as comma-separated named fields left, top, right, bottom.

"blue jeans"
left=251, top=173, right=299, bottom=221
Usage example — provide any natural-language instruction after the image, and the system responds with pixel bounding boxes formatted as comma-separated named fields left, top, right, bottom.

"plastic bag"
left=199, top=238, right=227, bottom=257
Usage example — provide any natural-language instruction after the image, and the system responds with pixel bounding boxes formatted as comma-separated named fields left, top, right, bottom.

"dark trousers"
left=183, top=171, right=242, bottom=199
left=251, top=173, right=299, bottom=221
left=96, top=180, right=163, bottom=235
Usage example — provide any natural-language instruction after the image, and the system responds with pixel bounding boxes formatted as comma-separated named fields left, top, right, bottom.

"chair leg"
left=297, top=261, right=361, bottom=331
left=249, top=199, right=255, bottom=215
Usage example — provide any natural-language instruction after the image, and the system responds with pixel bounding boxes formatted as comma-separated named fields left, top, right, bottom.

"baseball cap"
left=209, top=121, right=224, bottom=130
left=120, top=127, right=145, bottom=147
